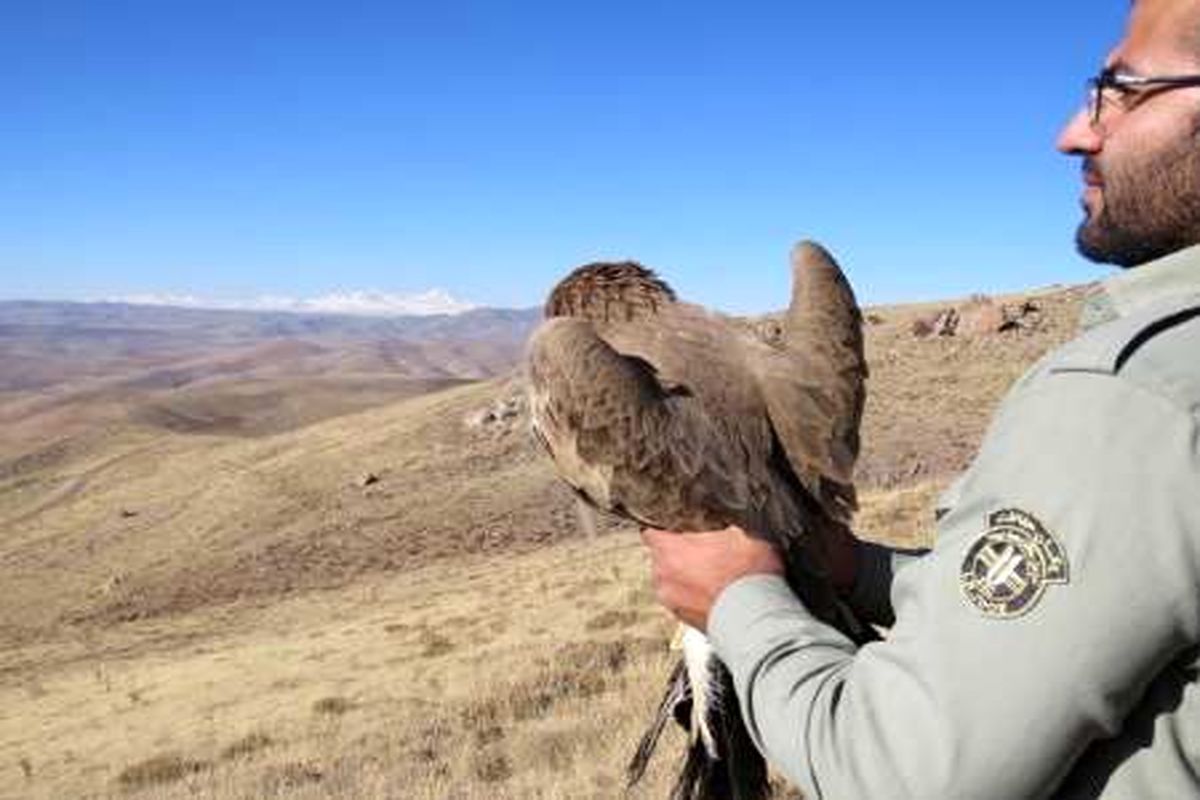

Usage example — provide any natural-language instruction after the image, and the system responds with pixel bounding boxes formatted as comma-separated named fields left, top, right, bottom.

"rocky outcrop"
left=912, top=296, right=1043, bottom=339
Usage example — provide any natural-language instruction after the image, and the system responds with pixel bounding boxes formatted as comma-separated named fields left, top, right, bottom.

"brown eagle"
left=525, top=241, right=873, bottom=800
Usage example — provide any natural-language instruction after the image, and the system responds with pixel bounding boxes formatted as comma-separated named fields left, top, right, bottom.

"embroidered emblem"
left=960, top=508, right=1069, bottom=618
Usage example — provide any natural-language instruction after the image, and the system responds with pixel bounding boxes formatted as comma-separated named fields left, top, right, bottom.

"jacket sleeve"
left=708, top=370, right=1200, bottom=800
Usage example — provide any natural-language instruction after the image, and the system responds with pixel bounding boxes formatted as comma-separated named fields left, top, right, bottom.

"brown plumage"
left=525, top=240, right=872, bottom=800
left=544, top=260, right=677, bottom=321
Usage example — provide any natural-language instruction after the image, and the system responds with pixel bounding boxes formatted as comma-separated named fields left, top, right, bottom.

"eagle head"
left=544, top=261, right=677, bottom=322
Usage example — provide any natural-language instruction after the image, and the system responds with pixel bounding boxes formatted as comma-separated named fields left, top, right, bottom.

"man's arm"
left=649, top=370, right=1200, bottom=799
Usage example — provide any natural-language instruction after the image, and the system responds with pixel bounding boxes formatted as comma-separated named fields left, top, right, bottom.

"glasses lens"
left=1087, top=77, right=1102, bottom=126
left=1087, top=68, right=1116, bottom=127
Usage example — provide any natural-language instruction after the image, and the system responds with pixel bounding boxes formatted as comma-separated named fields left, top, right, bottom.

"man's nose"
left=1057, top=107, right=1103, bottom=155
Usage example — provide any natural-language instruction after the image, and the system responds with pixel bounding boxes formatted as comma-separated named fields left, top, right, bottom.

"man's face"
left=1057, top=0, right=1200, bottom=267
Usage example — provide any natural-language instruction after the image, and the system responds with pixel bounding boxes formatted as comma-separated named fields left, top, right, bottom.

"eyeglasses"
left=1087, top=66, right=1200, bottom=129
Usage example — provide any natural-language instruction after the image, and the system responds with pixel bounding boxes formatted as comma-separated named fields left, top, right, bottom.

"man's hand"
left=641, top=525, right=784, bottom=631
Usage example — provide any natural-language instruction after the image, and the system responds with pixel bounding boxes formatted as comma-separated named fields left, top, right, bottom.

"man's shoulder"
left=1023, top=293, right=1200, bottom=413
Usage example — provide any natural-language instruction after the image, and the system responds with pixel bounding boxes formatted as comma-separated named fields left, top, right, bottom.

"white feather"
left=681, top=625, right=720, bottom=759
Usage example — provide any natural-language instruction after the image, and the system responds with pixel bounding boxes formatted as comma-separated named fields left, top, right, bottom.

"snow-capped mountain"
left=105, top=289, right=477, bottom=317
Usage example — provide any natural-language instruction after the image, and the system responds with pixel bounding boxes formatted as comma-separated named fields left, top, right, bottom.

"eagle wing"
left=756, top=241, right=865, bottom=521
left=526, top=315, right=752, bottom=532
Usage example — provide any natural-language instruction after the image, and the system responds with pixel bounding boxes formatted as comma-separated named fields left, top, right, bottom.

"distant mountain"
left=104, top=288, right=478, bottom=316
left=0, top=299, right=536, bottom=341
left=0, top=300, right=541, bottom=393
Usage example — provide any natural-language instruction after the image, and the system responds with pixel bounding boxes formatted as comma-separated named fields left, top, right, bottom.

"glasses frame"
left=1087, top=66, right=1200, bottom=128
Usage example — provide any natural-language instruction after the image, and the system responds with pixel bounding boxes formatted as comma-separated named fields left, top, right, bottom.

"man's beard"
left=1076, top=124, right=1200, bottom=267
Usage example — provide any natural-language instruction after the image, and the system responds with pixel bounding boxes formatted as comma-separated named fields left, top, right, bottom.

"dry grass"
left=853, top=284, right=1085, bottom=486
left=856, top=479, right=946, bottom=550
left=0, top=479, right=936, bottom=800
left=0, top=379, right=587, bottom=641
left=0, top=532, right=697, bottom=800
left=219, top=732, right=274, bottom=761
left=116, top=754, right=209, bottom=791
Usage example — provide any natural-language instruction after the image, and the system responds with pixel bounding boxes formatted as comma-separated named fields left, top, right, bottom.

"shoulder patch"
left=960, top=508, right=1069, bottom=619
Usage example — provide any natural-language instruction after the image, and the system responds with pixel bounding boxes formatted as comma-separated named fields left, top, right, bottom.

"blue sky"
left=3, top=1, right=1132, bottom=312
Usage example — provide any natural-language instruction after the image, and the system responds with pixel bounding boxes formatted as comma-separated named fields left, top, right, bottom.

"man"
left=642, top=1, right=1200, bottom=797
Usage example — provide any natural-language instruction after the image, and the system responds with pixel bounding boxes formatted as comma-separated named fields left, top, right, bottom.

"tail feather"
left=627, top=658, right=691, bottom=787
left=716, top=662, right=771, bottom=800
left=669, top=662, right=770, bottom=800
left=629, top=653, right=771, bottom=800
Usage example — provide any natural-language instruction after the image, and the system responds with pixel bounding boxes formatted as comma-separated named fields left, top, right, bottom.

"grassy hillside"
left=0, top=379, right=597, bottom=644
left=0, top=494, right=943, bottom=800
left=0, top=284, right=1087, bottom=798
left=0, top=532, right=683, bottom=799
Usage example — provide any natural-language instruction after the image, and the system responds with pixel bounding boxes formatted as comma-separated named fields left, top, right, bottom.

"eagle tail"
left=628, top=652, right=771, bottom=800
left=671, top=658, right=771, bottom=800
left=627, top=658, right=689, bottom=786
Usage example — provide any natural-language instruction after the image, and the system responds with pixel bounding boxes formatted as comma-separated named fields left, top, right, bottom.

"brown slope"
left=0, top=285, right=1088, bottom=647
left=0, top=379, right=592, bottom=644
left=854, top=285, right=1087, bottom=486
left=0, top=332, right=525, bottom=465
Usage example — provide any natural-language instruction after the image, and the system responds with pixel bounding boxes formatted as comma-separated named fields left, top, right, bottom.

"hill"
left=0, top=283, right=1089, bottom=799
left=0, top=300, right=540, bottom=392
left=0, top=301, right=539, bottom=462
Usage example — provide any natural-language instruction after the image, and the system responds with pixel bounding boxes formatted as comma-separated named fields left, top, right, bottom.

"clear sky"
left=3, top=1, right=1133, bottom=313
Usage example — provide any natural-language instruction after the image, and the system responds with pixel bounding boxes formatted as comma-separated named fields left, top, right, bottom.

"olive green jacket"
left=709, top=245, right=1200, bottom=799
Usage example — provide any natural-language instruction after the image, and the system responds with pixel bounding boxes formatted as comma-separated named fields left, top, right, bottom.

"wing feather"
left=526, top=317, right=749, bottom=531
left=757, top=241, right=866, bottom=520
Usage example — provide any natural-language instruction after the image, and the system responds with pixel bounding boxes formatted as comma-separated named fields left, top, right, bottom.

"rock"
left=493, top=398, right=521, bottom=420
left=914, top=308, right=959, bottom=338
left=463, top=409, right=493, bottom=429
left=464, top=388, right=527, bottom=431
left=358, top=472, right=380, bottom=487
left=913, top=295, right=1044, bottom=339
left=999, top=299, right=1043, bottom=332
left=958, top=296, right=1005, bottom=336
left=934, top=308, right=960, bottom=336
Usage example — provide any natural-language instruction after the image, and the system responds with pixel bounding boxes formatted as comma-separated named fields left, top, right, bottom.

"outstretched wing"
left=757, top=241, right=866, bottom=521
left=526, top=316, right=747, bottom=531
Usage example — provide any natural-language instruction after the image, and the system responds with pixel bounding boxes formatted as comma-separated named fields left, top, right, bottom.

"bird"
left=524, top=240, right=874, bottom=800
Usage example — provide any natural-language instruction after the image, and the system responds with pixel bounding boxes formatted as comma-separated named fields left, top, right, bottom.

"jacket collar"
left=1079, top=244, right=1200, bottom=330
